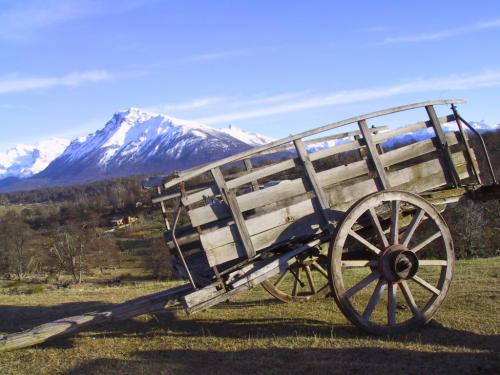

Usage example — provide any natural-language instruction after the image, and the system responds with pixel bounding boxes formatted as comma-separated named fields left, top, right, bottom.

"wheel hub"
left=379, top=244, right=419, bottom=282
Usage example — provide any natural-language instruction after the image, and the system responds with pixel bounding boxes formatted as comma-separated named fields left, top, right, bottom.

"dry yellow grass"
left=0, top=257, right=498, bottom=374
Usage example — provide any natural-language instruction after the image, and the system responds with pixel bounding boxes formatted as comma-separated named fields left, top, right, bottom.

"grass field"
left=0, top=257, right=498, bottom=374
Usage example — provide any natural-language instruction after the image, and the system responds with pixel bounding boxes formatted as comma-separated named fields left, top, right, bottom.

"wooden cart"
left=146, top=99, right=499, bottom=334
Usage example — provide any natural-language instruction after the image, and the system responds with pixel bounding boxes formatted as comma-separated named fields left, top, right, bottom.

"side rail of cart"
left=145, top=99, right=496, bottom=333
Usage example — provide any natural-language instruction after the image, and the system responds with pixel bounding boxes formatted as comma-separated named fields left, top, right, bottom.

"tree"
left=448, top=200, right=486, bottom=258
left=0, top=210, right=38, bottom=280
left=144, top=238, right=172, bottom=280
left=49, top=228, right=86, bottom=283
left=49, top=225, right=121, bottom=283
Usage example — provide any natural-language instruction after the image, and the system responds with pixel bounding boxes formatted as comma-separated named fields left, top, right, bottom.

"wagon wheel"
left=262, top=246, right=331, bottom=302
left=329, top=190, right=454, bottom=334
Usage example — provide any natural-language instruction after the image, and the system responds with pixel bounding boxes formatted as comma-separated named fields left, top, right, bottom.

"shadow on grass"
left=1, top=298, right=499, bottom=357
left=63, top=347, right=499, bottom=375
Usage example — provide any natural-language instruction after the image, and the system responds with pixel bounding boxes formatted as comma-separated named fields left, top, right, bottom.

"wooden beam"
left=0, top=284, right=192, bottom=352
left=294, top=138, right=331, bottom=225
left=426, top=105, right=461, bottom=187
left=201, top=152, right=469, bottom=267
left=243, top=158, right=260, bottom=192
left=164, top=100, right=465, bottom=189
left=358, top=119, right=391, bottom=190
left=211, top=167, right=256, bottom=259
left=188, top=133, right=461, bottom=227
left=181, top=115, right=454, bottom=207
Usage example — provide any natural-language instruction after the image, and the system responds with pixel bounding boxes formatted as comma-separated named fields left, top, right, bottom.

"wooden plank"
left=202, top=152, right=469, bottom=267
left=182, top=115, right=453, bottom=207
left=205, top=213, right=323, bottom=266
left=359, top=119, right=390, bottom=190
left=201, top=198, right=319, bottom=251
left=452, top=111, right=482, bottom=184
left=164, top=99, right=465, bottom=189
left=256, top=127, right=385, bottom=156
left=294, top=138, right=331, bottom=225
left=211, top=167, right=255, bottom=258
left=426, top=105, right=461, bottom=186
left=189, top=133, right=460, bottom=227
left=372, top=115, right=455, bottom=144
left=243, top=158, right=260, bottom=191
left=328, top=153, right=469, bottom=211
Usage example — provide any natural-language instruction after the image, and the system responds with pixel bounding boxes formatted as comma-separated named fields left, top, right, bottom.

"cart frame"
left=145, top=99, right=498, bottom=334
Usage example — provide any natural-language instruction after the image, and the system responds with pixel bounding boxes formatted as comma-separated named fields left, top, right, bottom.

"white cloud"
left=0, top=0, right=146, bottom=40
left=145, top=97, right=226, bottom=113
left=177, top=48, right=256, bottom=63
left=195, top=70, right=500, bottom=125
left=378, top=18, right=500, bottom=45
left=0, top=70, right=113, bottom=94
left=145, top=91, right=310, bottom=115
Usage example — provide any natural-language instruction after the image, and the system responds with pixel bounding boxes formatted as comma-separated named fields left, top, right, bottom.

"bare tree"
left=49, top=225, right=121, bottom=283
left=450, top=200, right=486, bottom=258
left=50, top=228, right=86, bottom=283
left=0, top=210, right=38, bottom=280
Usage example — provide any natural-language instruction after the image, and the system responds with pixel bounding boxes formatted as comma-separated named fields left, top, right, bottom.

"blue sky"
left=1, top=0, right=500, bottom=149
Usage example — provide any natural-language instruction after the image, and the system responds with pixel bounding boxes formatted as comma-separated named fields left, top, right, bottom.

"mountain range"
left=0, top=108, right=498, bottom=193
left=0, top=108, right=273, bottom=192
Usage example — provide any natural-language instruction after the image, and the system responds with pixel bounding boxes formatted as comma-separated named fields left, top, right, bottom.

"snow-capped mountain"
left=0, top=138, right=69, bottom=180
left=34, top=108, right=269, bottom=185
left=219, top=125, right=274, bottom=146
left=0, top=109, right=497, bottom=193
left=381, top=119, right=499, bottom=148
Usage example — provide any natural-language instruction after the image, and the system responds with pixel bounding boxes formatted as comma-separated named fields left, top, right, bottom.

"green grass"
left=0, top=258, right=498, bottom=374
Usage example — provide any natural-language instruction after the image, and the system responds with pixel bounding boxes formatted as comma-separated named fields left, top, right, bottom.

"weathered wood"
left=0, top=284, right=192, bottom=352
left=211, top=167, right=256, bottom=258
left=188, top=133, right=460, bottom=227
left=182, top=115, right=454, bottom=207
left=359, top=119, right=390, bottom=190
left=183, top=239, right=323, bottom=313
left=294, top=138, right=331, bottom=225
left=452, top=111, right=482, bottom=184
left=256, top=126, right=386, bottom=156
left=426, top=105, right=461, bottom=186
left=243, top=158, right=260, bottom=191
left=200, top=198, right=320, bottom=251
left=165, top=100, right=465, bottom=189
left=201, top=152, right=469, bottom=267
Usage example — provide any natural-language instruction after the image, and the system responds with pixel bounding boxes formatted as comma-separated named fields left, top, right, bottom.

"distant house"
left=110, top=215, right=125, bottom=226
left=127, top=215, right=139, bottom=224
left=110, top=214, right=139, bottom=227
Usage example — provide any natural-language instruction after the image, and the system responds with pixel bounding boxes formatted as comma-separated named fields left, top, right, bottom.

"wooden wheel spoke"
left=412, top=274, right=441, bottom=296
left=329, top=190, right=454, bottom=334
left=399, top=280, right=423, bottom=319
left=362, top=279, right=386, bottom=321
left=273, top=269, right=289, bottom=287
left=348, top=230, right=382, bottom=255
left=344, top=271, right=380, bottom=298
left=390, top=200, right=400, bottom=245
left=410, top=231, right=442, bottom=253
left=418, top=260, right=448, bottom=266
left=292, top=267, right=302, bottom=296
left=368, top=207, right=389, bottom=248
left=402, top=208, right=425, bottom=247
left=316, top=283, right=330, bottom=293
left=304, top=265, right=317, bottom=294
left=342, top=260, right=377, bottom=268
left=311, top=261, right=329, bottom=279
left=387, top=282, right=397, bottom=326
